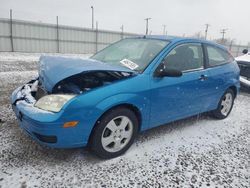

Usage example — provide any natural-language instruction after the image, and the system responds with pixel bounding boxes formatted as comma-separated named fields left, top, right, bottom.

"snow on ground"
left=0, top=52, right=91, bottom=72
left=0, top=52, right=91, bottom=62
left=0, top=52, right=250, bottom=187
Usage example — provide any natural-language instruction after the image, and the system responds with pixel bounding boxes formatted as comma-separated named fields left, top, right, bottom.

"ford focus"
left=11, top=36, right=240, bottom=158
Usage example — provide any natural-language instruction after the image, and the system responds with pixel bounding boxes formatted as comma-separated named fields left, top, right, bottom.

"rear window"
left=206, top=45, right=233, bottom=66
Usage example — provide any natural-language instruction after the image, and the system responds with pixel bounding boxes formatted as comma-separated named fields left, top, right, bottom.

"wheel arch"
left=87, top=103, right=142, bottom=146
left=228, top=85, right=237, bottom=98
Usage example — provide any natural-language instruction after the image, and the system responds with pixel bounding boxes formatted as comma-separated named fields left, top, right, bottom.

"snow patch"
left=0, top=52, right=92, bottom=62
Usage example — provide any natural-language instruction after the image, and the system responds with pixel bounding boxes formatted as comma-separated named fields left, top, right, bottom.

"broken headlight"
left=34, top=95, right=75, bottom=112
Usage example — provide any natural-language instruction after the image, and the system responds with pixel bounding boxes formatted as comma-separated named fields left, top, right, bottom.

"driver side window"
left=163, top=43, right=204, bottom=72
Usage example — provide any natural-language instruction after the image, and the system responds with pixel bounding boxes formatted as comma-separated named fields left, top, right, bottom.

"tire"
left=90, top=107, right=139, bottom=159
left=211, top=88, right=235, bottom=119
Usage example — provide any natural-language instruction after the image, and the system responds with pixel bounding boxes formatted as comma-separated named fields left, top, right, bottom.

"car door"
left=204, top=44, right=237, bottom=109
left=149, top=42, right=212, bottom=128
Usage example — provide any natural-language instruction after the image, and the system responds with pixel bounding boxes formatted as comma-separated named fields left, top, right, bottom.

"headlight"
left=34, top=95, right=75, bottom=112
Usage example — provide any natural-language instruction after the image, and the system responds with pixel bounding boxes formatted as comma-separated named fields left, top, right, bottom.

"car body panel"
left=149, top=69, right=214, bottom=127
left=235, top=53, right=250, bottom=77
left=12, top=106, right=89, bottom=148
left=11, top=36, right=240, bottom=149
left=235, top=53, right=250, bottom=91
left=206, top=61, right=240, bottom=102
left=235, top=52, right=250, bottom=62
left=39, top=56, right=135, bottom=92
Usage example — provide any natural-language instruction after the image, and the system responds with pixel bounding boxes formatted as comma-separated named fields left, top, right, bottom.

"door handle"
left=199, top=74, right=208, bottom=81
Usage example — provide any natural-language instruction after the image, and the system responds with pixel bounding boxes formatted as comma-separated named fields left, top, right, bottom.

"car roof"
left=133, top=35, right=228, bottom=51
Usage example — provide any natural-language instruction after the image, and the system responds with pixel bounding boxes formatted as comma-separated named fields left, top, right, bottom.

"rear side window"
left=206, top=45, right=232, bottom=67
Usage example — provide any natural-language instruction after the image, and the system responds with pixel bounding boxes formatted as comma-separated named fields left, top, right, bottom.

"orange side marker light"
left=63, top=121, right=78, bottom=128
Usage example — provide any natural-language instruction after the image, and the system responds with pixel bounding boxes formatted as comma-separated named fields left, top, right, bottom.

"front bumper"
left=11, top=84, right=88, bottom=148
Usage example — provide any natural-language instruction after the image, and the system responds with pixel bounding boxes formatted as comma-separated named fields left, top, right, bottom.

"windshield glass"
left=91, top=38, right=169, bottom=72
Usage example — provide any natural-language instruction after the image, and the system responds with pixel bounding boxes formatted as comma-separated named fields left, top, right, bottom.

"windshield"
left=91, top=38, right=169, bottom=72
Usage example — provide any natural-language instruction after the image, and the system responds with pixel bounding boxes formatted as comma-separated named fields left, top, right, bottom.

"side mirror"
left=154, top=63, right=182, bottom=78
left=242, top=49, right=248, bottom=54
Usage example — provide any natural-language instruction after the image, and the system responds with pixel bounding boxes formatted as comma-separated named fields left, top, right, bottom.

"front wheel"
left=90, top=107, right=138, bottom=159
left=211, top=89, right=235, bottom=119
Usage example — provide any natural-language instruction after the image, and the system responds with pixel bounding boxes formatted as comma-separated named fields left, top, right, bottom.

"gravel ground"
left=0, top=52, right=249, bottom=188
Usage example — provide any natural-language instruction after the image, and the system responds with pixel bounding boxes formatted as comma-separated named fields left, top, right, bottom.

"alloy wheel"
left=101, top=116, right=133, bottom=153
left=220, top=93, right=233, bottom=116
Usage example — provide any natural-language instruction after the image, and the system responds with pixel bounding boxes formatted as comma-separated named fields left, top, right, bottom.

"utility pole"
left=221, top=28, right=228, bottom=43
left=204, top=24, right=210, bottom=40
left=163, top=25, right=167, bottom=35
left=95, top=21, right=98, bottom=53
left=229, top=39, right=235, bottom=51
left=10, top=9, right=14, bottom=52
left=56, top=16, right=59, bottom=53
left=120, top=25, right=124, bottom=33
left=197, top=31, right=202, bottom=39
left=145, top=18, right=151, bottom=35
left=120, top=25, right=124, bottom=39
left=91, top=6, right=94, bottom=30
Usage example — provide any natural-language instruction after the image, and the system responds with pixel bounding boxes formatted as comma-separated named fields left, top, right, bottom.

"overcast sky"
left=0, top=0, right=249, bottom=45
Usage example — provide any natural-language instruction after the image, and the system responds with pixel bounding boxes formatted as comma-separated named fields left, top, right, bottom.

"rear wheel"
left=211, top=89, right=235, bottom=119
left=90, top=107, right=138, bottom=159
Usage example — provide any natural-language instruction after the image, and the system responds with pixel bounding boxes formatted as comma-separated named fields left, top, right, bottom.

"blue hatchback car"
left=11, top=36, right=240, bottom=158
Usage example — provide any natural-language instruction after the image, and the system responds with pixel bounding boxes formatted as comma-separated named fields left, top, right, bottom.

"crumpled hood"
left=39, top=56, right=135, bottom=92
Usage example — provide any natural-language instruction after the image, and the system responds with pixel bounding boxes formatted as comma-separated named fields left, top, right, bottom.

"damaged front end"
left=12, top=55, right=136, bottom=114
left=12, top=78, right=39, bottom=106
left=10, top=56, right=136, bottom=148
left=11, top=78, right=81, bottom=147
left=12, top=70, right=135, bottom=114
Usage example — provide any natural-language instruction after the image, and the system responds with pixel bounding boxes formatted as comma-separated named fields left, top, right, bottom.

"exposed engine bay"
left=52, top=70, right=134, bottom=95
left=13, top=70, right=134, bottom=105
